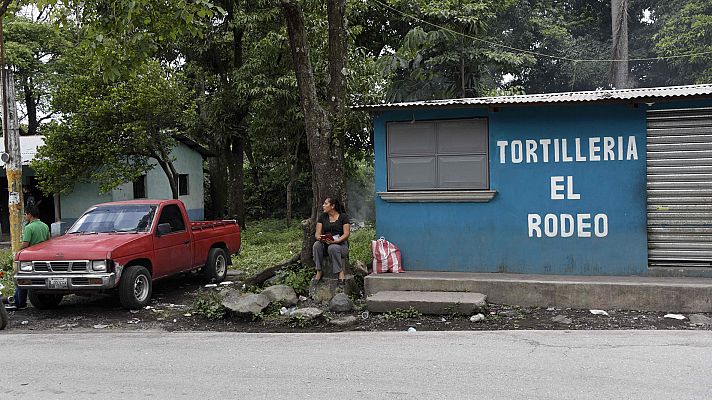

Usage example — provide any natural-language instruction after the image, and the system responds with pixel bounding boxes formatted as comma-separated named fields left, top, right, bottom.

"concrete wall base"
left=365, top=271, right=712, bottom=313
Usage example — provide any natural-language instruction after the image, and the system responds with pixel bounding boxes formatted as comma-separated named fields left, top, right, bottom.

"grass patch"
left=232, top=219, right=303, bottom=279
left=232, top=219, right=376, bottom=280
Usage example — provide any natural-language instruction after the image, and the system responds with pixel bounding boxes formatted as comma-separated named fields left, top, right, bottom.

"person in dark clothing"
left=22, top=185, right=36, bottom=209
left=311, top=197, right=350, bottom=289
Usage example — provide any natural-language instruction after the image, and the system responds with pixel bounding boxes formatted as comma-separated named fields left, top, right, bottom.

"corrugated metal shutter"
left=647, top=107, right=712, bottom=267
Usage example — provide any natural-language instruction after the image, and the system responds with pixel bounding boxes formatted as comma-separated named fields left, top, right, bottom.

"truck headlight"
left=91, top=260, right=108, bottom=272
left=18, top=261, right=33, bottom=272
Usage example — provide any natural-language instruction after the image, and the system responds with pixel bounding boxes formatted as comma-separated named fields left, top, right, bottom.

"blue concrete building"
left=358, top=84, right=712, bottom=276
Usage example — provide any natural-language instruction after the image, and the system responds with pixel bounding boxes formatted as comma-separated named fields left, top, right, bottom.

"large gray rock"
left=689, top=314, right=712, bottom=327
left=350, top=261, right=369, bottom=276
left=552, top=315, right=572, bottom=325
left=311, top=281, right=336, bottom=304
left=330, top=293, right=353, bottom=313
left=262, top=285, right=298, bottom=306
left=330, top=315, right=358, bottom=326
left=291, top=307, right=323, bottom=320
left=220, top=288, right=243, bottom=309
left=223, top=293, right=270, bottom=316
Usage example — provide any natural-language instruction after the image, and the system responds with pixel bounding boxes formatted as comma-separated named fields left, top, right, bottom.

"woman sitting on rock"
left=311, top=197, right=350, bottom=289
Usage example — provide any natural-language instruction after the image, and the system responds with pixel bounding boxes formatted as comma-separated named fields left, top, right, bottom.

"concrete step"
left=365, top=271, right=712, bottom=313
left=367, top=290, right=487, bottom=315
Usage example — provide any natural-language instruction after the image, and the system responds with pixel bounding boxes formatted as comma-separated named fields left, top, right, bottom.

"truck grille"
left=33, top=261, right=89, bottom=273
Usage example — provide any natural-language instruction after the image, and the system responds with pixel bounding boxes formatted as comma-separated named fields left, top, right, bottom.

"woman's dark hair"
left=325, top=197, right=344, bottom=213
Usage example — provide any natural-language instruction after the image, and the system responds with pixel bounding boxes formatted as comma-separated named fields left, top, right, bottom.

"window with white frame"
left=387, top=119, right=489, bottom=191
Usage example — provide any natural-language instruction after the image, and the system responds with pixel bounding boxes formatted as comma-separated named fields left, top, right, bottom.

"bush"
left=192, top=290, right=226, bottom=320
left=348, top=223, right=375, bottom=266
left=0, top=249, right=13, bottom=272
left=281, top=265, right=313, bottom=295
left=0, top=249, right=14, bottom=297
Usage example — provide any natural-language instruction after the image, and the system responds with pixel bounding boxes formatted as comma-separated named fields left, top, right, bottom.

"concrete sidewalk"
left=365, top=271, right=712, bottom=312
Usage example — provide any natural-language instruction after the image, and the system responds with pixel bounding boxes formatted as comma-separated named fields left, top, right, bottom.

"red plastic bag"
left=371, top=237, right=403, bottom=274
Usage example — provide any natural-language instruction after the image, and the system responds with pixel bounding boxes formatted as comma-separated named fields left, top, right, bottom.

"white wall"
left=111, top=143, right=205, bottom=219
left=61, top=142, right=205, bottom=220
left=60, top=182, right=112, bottom=219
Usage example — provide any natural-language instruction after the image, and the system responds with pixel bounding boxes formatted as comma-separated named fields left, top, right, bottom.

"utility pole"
left=0, top=16, right=23, bottom=255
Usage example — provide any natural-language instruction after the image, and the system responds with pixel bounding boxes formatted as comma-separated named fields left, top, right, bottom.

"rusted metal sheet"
left=647, top=107, right=712, bottom=267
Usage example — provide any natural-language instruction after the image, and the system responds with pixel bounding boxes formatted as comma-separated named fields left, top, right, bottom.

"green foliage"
left=36, top=0, right=222, bottom=80
left=654, top=0, right=712, bottom=84
left=0, top=250, right=13, bottom=273
left=281, top=265, right=313, bottom=295
left=254, top=302, right=284, bottom=321
left=348, top=224, right=376, bottom=267
left=290, top=314, right=315, bottom=328
left=0, top=249, right=14, bottom=298
left=231, top=219, right=302, bottom=279
left=192, top=290, right=226, bottom=320
left=382, top=307, right=423, bottom=320
left=32, top=60, right=191, bottom=196
left=376, top=0, right=531, bottom=101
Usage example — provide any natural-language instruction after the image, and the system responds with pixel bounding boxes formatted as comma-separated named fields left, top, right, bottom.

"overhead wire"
left=368, top=0, right=712, bottom=64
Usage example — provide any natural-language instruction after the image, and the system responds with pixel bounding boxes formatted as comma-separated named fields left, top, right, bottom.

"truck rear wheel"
left=119, top=265, right=152, bottom=310
left=203, top=248, right=228, bottom=283
left=28, top=291, right=64, bottom=309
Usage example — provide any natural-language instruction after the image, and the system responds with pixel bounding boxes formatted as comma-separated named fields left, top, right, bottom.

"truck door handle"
left=184, top=240, right=190, bottom=245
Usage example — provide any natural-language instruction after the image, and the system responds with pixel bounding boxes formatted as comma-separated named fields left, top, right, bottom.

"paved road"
left=1, top=330, right=710, bottom=399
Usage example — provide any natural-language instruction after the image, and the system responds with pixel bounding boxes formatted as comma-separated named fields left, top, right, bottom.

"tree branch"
left=0, top=0, right=14, bottom=18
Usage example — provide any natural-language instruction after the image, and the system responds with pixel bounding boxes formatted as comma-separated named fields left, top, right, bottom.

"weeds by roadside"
left=192, top=290, right=226, bottom=320
left=382, top=307, right=423, bottom=320
left=0, top=249, right=14, bottom=297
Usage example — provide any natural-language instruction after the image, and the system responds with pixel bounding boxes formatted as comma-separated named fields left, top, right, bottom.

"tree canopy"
left=4, top=0, right=710, bottom=229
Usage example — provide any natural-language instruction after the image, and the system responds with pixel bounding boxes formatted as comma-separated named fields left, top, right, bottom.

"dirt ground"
left=2, top=273, right=711, bottom=333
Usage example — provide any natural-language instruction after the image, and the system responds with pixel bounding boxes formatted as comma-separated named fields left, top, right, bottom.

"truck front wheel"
left=0, top=303, right=7, bottom=330
left=203, top=248, right=228, bottom=283
left=119, top=265, right=152, bottom=310
left=28, top=291, right=64, bottom=309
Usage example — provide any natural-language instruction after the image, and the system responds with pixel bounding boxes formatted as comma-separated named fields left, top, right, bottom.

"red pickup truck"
left=14, top=199, right=240, bottom=310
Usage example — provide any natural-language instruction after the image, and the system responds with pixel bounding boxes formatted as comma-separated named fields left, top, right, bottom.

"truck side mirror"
left=156, top=223, right=172, bottom=236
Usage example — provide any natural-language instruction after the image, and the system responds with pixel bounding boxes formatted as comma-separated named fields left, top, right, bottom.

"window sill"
left=377, top=190, right=497, bottom=203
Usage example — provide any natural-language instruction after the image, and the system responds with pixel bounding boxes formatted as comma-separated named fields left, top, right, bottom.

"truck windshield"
left=67, top=205, right=157, bottom=234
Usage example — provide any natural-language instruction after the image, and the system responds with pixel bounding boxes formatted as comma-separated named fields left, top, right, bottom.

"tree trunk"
left=281, top=0, right=348, bottom=265
left=610, top=0, right=630, bottom=89
left=23, top=78, right=38, bottom=136
left=227, top=135, right=246, bottom=227
left=285, top=133, right=302, bottom=226
left=208, top=147, right=229, bottom=219
left=155, top=157, right=179, bottom=199
left=244, top=136, right=260, bottom=188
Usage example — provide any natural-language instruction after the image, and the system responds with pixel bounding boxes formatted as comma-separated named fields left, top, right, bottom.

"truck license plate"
left=48, top=277, right=68, bottom=289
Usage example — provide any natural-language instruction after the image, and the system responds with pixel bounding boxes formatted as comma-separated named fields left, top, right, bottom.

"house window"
left=178, top=174, right=189, bottom=196
left=133, top=175, right=147, bottom=199
left=387, top=119, right=489, bottom=190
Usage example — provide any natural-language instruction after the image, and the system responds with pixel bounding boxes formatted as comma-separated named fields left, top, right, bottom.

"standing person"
left=311, top=197, right=350, bottom=289
left=8, top=205, right=50, bottom=310
left=22, top=185, right=36, bottom=209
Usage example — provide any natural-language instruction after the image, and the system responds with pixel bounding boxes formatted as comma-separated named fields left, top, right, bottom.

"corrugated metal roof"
left=353, top=84, right=712, bottom=111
